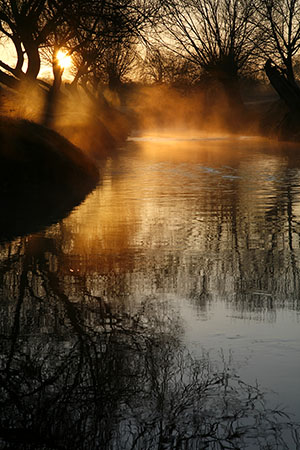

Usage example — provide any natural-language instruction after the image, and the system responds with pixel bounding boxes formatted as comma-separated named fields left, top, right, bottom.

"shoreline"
left=0, top=116, right=99, bottom=241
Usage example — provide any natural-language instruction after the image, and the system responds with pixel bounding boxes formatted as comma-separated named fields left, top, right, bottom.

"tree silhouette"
left=156, top=0, right=261, bottom=114
left=0, top=0, right=158, bottom=86
left=256, top=0, right=300, bottom=85
left=0, top=0, right=70, bottom=80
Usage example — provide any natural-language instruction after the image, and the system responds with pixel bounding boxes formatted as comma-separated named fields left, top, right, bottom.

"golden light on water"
left=56, top=49, right=72, bottom=69
left=61, top=137, right=284, bottom=262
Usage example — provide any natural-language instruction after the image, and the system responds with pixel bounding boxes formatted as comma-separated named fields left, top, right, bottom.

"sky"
left=0, top=38, right=73, bottom=81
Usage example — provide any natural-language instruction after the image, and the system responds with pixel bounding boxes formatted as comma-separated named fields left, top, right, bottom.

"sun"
left=56, top=49, right=72, bottom=69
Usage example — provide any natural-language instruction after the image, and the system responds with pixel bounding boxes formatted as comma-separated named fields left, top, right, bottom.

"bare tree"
left=156, top=0, right=261, bottom=111
left=0, top=0, right=157, bottom=85
left=61, top=0, right=158, bottom=90
left=256, top=0, right=300, bottom=85
left=141, top=47, right=199, bottom=86
left=69, top=38, right=139, bottom=93
left=0, top=0, right=71, bottom=80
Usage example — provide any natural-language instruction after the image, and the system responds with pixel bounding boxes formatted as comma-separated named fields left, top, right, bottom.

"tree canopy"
left=1, top=0, right=300, bottom=109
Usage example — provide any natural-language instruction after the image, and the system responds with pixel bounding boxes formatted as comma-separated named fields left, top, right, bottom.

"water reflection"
left=0, top=235, right=298, bottom=449
left=1, top=135, right=300, bottom=447
left=0, top=186, right=96, bottom=243
left=53, top=137, right=300, bottom=317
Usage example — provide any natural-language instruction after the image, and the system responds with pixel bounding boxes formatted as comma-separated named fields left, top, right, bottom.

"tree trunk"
left=264, top=59, right=300, bottom=140
left=265, top=59, right=300, bottom=112
left=0, top=36, right=24, bottom=83
left=23, top=41, right=40, bottom=80
left=285, top=55, right=297, bottom=87
left=108, top=72, right=122, bottom=92
left=42, top=60, right=63, bottom=128
left=207, top=55, right=245, bottom=117
left=218, top=74, right=246, bottom=130
left=220, top=76, right=244, bottom=111
left=12, top=36, right=24, bottom=77
left=70, top=63, right=89, bottom=90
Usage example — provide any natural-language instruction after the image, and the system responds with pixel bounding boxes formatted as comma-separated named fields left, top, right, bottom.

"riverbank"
left=0, top=116, right=99, bottom=240
left=0, top=83, right=131, bottom=158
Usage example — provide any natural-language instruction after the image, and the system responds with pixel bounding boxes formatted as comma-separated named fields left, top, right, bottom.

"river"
left=0, top=132, right=300, bottom=449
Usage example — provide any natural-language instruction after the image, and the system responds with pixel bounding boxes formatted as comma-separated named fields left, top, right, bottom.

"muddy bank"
left=0, top=117, right=99, bottom=241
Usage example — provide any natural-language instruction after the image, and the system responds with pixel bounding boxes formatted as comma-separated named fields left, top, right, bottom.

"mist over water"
left=1, top=133, right=300, bottom=448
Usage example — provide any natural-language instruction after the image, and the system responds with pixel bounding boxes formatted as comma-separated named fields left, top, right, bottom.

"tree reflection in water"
left=0, top=236, right=299, bottom=449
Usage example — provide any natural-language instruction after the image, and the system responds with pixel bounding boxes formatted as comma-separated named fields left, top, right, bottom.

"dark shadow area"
left=0, top=117, right=99, bottom=242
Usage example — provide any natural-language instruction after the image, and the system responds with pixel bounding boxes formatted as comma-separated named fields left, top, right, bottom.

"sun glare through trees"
left=56, top=49, right=72, bottom=70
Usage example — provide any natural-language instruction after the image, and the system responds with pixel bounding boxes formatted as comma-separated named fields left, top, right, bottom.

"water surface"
left=1, top=134, right=300, bottom=449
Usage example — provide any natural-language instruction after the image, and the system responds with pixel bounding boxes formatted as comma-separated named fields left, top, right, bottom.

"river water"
left=1, top=133, right=300, bottom=449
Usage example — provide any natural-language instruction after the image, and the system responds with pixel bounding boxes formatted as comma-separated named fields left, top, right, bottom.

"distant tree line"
left=1, top=0, right=300, bottom=106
